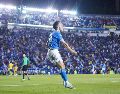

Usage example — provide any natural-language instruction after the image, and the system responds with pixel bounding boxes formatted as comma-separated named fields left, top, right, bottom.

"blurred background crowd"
left=0, top=8, right=120, bottom=29
left=0, top=7, right=120, bottom=75
left=0, top=27, right=120, bottom=75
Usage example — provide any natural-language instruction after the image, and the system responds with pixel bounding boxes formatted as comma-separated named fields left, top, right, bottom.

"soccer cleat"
left=64, top=81, right=74, bottom=89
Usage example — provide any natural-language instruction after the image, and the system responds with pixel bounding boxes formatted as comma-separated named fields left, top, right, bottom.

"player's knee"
left=61, top=63, right=65, bottom=69
left=57, top=61, right=65, bottom=69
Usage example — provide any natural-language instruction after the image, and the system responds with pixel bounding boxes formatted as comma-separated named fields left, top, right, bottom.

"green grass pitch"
left=0, top=74, right=120, bottom=94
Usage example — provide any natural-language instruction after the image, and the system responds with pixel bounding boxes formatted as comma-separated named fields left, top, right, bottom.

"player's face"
left=59, top=22, right=64, bottom=32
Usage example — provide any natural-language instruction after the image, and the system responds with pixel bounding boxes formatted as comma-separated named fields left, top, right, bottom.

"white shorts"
left=47, top=49, right=63, bottom=65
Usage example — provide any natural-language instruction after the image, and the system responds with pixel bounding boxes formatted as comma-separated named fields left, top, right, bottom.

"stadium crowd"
left=0, top=7, right=120, bottom=75
left=0, top=27, right=120, bottom=75
left=0, top=8, right=120, bottom=29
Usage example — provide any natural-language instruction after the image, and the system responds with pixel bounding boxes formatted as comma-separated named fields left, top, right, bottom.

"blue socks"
left=60, top=69, right=68, bottom=81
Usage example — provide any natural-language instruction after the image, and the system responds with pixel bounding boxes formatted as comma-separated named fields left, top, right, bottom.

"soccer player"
left=101, top=63, right=106, bottom=75
left=13, top=61, right=18, bottom=76
left=8, top=62, right=14, bottom=76
left=22, top=54, right=30, bottom=80
left=47, top=21, right=77, bottom=89
left=92, top=63, right=96, bottom=74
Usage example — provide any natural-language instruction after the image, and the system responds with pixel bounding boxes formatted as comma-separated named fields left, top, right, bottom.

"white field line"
left=0, top=84, right=40, bottom=87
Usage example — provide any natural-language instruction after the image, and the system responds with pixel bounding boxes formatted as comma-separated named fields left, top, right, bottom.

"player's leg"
left=57, top=61, right=74, bottom=89
left=8, top=68, right=11, bottom=76
left=22, top=71, right=30, bottom=80
left=6, top=68, right=8, bottom=76
left=24, top=65, right=30, bottom=80
left=57, top=62, right=67, bottom=82
left=26, top=70, right=30, bottom=80
left=48, top=49, right=73, bottom=88
left=10, top=69, right=13, bottom=76
left=13, top=68, right=15, bottom=76
left=22, top=71, right=25, bottom=80
left=22, top=66, right=25, bottom=80
left=48, top=50, right=67, bottom=82
left=14, top=70, right=17, bottom=76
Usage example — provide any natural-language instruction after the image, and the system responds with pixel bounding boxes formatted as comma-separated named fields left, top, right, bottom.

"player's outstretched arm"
left=61, top=39, right=77, bottom=55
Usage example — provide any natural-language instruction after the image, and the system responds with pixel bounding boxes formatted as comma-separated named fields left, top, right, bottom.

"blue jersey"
left=48, top=30, right=63, bottom=49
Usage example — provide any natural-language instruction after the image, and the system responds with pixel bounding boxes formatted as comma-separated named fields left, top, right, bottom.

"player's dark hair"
left=53, top=21, right=60, bottom=30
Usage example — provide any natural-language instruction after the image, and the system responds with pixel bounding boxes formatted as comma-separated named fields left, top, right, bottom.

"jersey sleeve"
left=57, top=32, right=64, bottom=41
